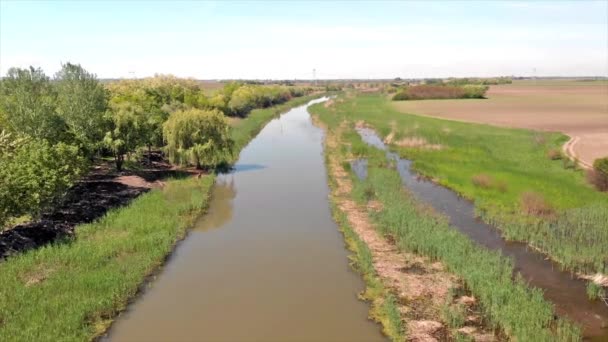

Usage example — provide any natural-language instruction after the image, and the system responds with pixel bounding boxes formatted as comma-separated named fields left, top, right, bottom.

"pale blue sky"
left=1, top=1, right=607, bottom=79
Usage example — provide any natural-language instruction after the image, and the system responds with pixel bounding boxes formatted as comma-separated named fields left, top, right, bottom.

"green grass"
left=316, top=93, right=608, bottom=274
left=310, top=97, right=583, bottom=341
left=0, top=176, right=215, bottom=341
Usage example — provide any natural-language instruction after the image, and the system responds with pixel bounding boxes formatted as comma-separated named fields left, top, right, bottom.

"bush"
left=0, top=131, right=87, bottom=227
left=391, top=85, right=487, bottom=101
left=163, top=108, right=234, bottom=168
left=588, top=157, right=608, bottom=191
left=520, top=191, right=554, bottom=216
left=471, top=174, right=493, bottom=188
left=547, top=149, right=562, bottom=160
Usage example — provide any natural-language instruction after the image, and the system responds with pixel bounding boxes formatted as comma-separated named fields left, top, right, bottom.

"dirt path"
left=562, top=135, right=593, bottom=169
left=322, top=120, right=494, bottom=341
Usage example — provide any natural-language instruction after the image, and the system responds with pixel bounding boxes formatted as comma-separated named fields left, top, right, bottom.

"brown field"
left=393, top=80, right=608, bottom=166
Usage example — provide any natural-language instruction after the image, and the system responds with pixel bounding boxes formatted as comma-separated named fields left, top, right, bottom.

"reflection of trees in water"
left=194, top=177, right=236, bottom=232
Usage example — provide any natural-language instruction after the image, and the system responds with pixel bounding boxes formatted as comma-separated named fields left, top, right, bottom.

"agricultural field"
left=393, top=79, right=608, bottom=167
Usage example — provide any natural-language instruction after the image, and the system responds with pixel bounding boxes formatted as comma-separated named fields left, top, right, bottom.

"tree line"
left=0, top=63, right=312, bottom=227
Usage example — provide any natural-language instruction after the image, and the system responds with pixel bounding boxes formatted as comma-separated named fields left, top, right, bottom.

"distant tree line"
left=392, top=84, right=489, bottom=101
left=0, top=63, right=313, bottom=227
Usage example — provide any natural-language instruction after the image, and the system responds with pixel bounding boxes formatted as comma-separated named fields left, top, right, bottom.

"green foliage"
left=0, top=131, right=86, bottom=228
left=228, top=85, right=292, bottom=116
left=586, top=282, right=606, bottom=301
left=442, top=302, right=466, bottom=329
left=103, top=101, right=147, bottom=171
left=392, top=84, right=488, bottom=101
left=0, top=176, right=215, bottom=341
left=163, top=108, right=234, bottom=168
left=54, top=63, right=109, bottom=156
left=446, top=77, right=512, bottom=86
left=593, top=157, right=608, bottom=178
left=0, top=67, right=66, bottom=142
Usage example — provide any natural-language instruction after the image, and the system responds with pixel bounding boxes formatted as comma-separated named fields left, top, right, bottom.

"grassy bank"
left=319, top=124, right=404, bottom=340
left=321, top=93, right=607, bottom=275
left=331, top=202, right=404, bottom=341
left=310, top=98, right=582, bottom=341
left=0, top=96, right=323, bottom=341
left=0, top=176, right=215, bottom=341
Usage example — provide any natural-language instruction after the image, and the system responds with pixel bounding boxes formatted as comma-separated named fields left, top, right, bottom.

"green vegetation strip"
left=322, top=146, right=403, bottom=340
left=310, top=98, right=582, bottom=341
left=0, top=176, right=214, bottom=341
left=0, top=95, right=320, bottom=341
left=328, top=94, right=608, bottom=275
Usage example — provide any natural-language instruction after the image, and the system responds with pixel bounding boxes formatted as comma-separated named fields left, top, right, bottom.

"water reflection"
left=193, top=178, right=236, bottom=232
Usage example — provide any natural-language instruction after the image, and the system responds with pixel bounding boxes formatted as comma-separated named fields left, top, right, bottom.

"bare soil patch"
left=0, top=153, right=196, bottom=260
left=393, top=82, right=608, bottom=166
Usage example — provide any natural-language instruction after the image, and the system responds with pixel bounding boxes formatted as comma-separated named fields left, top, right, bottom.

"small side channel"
left=355, top=127, right=608, bottom=339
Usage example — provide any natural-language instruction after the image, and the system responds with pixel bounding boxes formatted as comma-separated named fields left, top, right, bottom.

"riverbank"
left=316, top=117, right=499, bottom=341
left=310, top=96, right=582, bottom=340
left=0, top=95, right=324, bottom=342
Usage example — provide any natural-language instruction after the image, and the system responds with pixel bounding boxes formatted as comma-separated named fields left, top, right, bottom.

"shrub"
left=587, top=170, right=608, bottom=192
left=547, top=149, right=562, bottom=160
left=589, top=157, right=608, bottom=191
left=520, top=191, right=554, bottom=216
left=391, top=85, right=487, bottom=101
left=0, top=131, right=87, bottom=227
left=392, top=91, right=411, bottom=101
left=471, top=174, right=493, bottom=188
left=495, top=180, right=508, bottom=193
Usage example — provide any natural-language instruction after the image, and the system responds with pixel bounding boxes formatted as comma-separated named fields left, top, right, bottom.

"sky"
left=1, top=1, right=607, bottom=80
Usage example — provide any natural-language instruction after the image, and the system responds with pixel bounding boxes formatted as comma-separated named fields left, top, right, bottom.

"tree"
left=0, top=130, right=86, bottom=227
left=107, top=80, right=169, bottom=165
left=0, top=67, right=66, bottom=142
left=104, top=101, right=146, bottom=171
left=163, top=108, right=233, bottom=169
left=55, top=63, right=108, bottom=157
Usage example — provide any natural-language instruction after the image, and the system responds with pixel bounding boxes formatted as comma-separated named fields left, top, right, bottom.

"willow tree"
left=162, top=108, right=233, bottom=169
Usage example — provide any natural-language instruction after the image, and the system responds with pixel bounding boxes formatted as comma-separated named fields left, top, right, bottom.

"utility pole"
left=313, top=68, right=317, bottom=86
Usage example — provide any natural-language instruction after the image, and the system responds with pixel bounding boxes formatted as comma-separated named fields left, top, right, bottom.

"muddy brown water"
left=104, top=99, right=384, bottom=342
left=354, top=127, right=608, bottom=340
